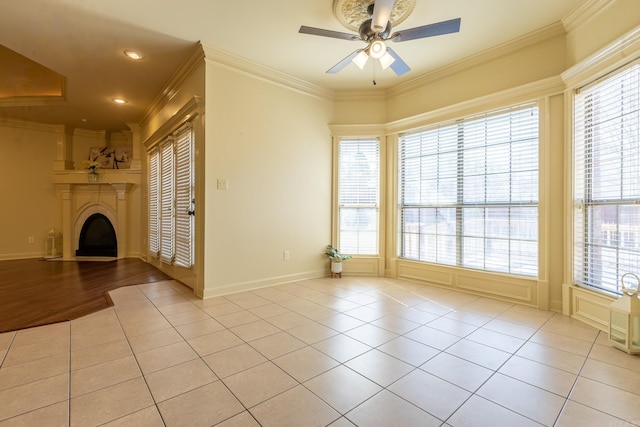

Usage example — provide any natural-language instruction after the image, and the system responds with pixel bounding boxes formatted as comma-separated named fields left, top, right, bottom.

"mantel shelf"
left=54, top=169, right=141, bottom=186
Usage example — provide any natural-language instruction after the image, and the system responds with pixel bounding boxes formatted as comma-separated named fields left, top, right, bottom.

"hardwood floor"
left=0, top=258, right=172, bottom=333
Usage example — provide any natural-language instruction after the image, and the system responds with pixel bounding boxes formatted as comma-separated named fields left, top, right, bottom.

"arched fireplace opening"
left=76, top=213, right=117, bottom=257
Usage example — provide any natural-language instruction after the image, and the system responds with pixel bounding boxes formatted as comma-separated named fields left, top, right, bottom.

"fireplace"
left=54, top=179, right=135, bottom=260
left=76, top=213, right=117, bottom=257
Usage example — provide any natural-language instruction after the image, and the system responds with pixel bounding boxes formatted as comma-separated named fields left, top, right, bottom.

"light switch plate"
left=217, top=179, right=229, bottom=190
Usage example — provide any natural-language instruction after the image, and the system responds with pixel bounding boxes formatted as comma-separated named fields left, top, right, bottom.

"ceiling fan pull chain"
left=372, top=61, right=377, bottom=85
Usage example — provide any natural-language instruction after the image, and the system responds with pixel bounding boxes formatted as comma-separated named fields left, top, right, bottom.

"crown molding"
left=328, top=123, right=386, bottom=136
left=73, top=128, right=107, bottom=140
left=562, top=0, right=617, bottom=33
left=0, top=95, right=66, bottom=108
left=0, top=75, right=66, bottom=107
left=0, top=116, right=59, bottom=133
left=386, top=75, right=565, bottom=134
left=141, top=43, right=205, bottom=127
left=562, top=25, right=640, bottom=88
left=144, top=96, right=203, bottom=149
left=387, top=22, right=567, bottom=98
left=333, top=90, right=388, bottom=103
left=201, top=43, right=334, bottom=102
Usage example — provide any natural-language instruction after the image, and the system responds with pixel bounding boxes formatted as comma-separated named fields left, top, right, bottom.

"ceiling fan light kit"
left=352, top=50, right=369, bottom=69
left=299, top=0, right=461, bottom=77
left=378, top=51, right=395, bottom=69
left=369, top=39, right=387, bottom=58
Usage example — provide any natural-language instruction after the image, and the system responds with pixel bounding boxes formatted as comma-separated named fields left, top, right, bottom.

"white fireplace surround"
left=74, top=204, right=119, bottom=256
left=54, top=173, right=137, bottom=260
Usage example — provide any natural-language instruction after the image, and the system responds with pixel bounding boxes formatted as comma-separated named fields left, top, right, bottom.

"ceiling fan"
left=299, top=0, right=461, bottom=76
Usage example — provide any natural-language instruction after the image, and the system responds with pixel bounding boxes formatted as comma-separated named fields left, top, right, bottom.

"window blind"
left=573, top=62, right=640, bottom=294
left=338, top=138, right=380, bottom=255
left=399, top=103, right=539, bottom=276
left=159, top=139, right=175, bottom=263
left=148, top=148, right=160, bottom=255
left=174, top=124, right=194, bottom=268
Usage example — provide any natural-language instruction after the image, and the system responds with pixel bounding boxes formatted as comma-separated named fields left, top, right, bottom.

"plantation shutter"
left=338, top=138, right=380, bottom=255
left=148, top=148, right=160, bottom=255
left=159, top=139, right=175, bottom=263
left=174, top=124, right=195, bottom=268
left=573, top=61, right=640, bottom=294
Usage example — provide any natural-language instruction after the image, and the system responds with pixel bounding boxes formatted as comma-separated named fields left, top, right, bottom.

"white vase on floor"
left=331, top=262, right=342, bottom=273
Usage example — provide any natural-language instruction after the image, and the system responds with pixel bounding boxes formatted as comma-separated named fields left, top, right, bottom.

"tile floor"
left=1, top=276, right=640, bottom=426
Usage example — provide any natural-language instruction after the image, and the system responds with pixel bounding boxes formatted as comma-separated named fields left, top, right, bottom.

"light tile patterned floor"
left=1, top=276, right=640, bottom=426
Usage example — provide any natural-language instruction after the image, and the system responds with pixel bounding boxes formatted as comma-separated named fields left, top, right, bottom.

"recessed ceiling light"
left=124, top=50, right=144, bottom=60
left=112, top=98, right=127, bottom=104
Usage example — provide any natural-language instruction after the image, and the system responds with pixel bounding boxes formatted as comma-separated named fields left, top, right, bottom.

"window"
left=399, top=104, right=539, bottom=276
left=148, top=123, right=195, bottom=267
left=338, top=138, right=380, bottom=255
left=573, top=62, right=640, bottom=294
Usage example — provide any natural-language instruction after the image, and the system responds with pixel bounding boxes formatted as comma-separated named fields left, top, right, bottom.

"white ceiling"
left=0, top=0, right=585, bottom=131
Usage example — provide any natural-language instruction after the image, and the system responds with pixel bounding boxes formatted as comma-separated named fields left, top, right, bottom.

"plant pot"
left=331, top=261, right=342, bottom=274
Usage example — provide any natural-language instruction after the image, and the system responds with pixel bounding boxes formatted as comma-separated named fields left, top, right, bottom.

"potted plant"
left=82, top=160, right=102, bottom=182
left=323, top=245, right=352, bottom=278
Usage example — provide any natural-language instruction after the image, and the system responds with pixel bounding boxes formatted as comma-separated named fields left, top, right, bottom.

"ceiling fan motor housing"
left=359, top=19, right=391, bottom=40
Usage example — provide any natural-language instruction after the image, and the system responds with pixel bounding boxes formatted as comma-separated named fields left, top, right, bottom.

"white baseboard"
left=202, top=269, right=326, bottom=299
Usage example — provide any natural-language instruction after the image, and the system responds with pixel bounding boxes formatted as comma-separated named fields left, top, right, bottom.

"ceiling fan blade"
left=327, top=49, right=364, bottom=74
left=391, top=18, right=461, bottom=42
left=299, top=26, right=359, bottom=41
left=371, top=0, right=395, bottom=33
left=386, top=47, right=410, bottom=76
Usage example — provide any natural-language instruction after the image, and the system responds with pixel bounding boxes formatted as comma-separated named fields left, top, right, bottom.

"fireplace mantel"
left=54, top=169, right=140, bottom=186
left=54, top=170, right=140, bottom=259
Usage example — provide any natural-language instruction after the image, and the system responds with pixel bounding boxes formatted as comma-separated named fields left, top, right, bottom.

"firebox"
left=76, top=213, right=117, bottom=257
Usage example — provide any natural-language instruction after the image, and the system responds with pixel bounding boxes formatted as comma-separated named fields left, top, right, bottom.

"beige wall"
left=201, top=62, right=333, bottom=297
left=71, top=130, right=106, bottom=169
left=0, top=122, right=57, bottom=259
left=546, top=93, right=566, bottom=311
left=332, top=94, right=387, bottom=125
left=138, top=47, right=334, bottom=299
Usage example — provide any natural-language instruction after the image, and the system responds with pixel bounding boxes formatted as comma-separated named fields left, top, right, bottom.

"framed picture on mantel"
left=88, top=147, right=132, bottom=169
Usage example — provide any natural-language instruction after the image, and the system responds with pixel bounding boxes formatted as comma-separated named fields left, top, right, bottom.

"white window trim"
left=330, top=125, right=387, bottom=276
left=337, top=137, right=381, bottom=256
